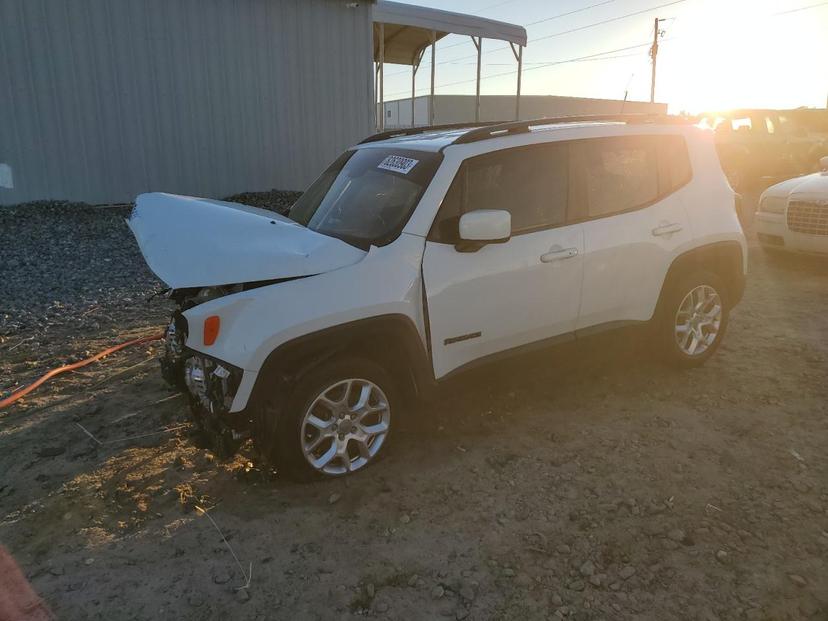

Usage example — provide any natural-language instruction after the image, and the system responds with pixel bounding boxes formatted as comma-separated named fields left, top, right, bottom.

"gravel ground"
left=1, top=192, right=827, bottom=620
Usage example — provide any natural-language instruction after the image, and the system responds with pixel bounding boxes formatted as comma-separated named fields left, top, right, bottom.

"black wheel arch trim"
left=250, top=314, right=436, bottom=408
left=656, top=241, right=746, bottom=315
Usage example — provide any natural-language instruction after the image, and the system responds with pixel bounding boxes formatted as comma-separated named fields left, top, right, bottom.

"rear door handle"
left=540, top=247, right=578, bottom=263
left=652, top=222, right=683, bottom=236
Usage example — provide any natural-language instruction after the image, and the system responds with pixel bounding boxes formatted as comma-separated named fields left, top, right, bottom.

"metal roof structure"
left=372, top=1, right=527, bottom=131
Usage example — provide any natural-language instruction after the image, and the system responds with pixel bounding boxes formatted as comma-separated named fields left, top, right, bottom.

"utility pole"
left=649, top=17, right=664, bottom=104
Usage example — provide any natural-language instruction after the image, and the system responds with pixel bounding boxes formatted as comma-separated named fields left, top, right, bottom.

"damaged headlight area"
left=183, top=355, right=243, bottom=416
left=181, top=352, right=248, bottom=457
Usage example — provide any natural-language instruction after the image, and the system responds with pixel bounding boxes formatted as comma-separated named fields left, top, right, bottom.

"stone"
left=619, top=566, right=636, bottom=580
left=715, top=550, right=728, bottom=564
left=589, top=574, right=605, bottom=588
left=400, top=514, right=411, bottom=524
left=550, top=594, right=563, bottom=606
left=38, top=446, right=65, bottom=458
left=432, top=585, right=445, bottom=598
left=567, top=579, right=585, bottom=591
left=456, top=610, right=470, bottom=620
left=375, top=601, right=389, bottom=613
left=407, top=574, right=419, bottom=587
left=212, top=568, right=232, bottom=585
left=366, top=583, right=376, bottom=598
left=788, top=574, right=807, bottom=588
left=579, top=560, right=595, bottom=577
left=557, top=544, right=571, bottom=555
left=236, top=589, right=250, bottom=603
left=668, top=529, right=686, bottom=542
left=328, top=493, right=341, bottom=505
left=459, top=585, right=476, bottom=601
left=502, top=568, right=515, bottom=577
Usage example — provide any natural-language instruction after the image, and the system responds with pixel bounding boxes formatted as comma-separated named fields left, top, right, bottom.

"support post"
left=430, top=30, right=436, bottom=126
left=410, top=48, right=425, bottom=128
left=411, top=65, right=416, bottom=128
left=374, top=63, right=380, bottom=130
left=472, top=36, right=482, bottom=122
left=379, top=23, right=385, bottom=131
left=511, top=43, right=523, bottom=121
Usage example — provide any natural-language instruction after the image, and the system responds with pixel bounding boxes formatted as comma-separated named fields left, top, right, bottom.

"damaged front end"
left=159, top=288, right=249, bottom=457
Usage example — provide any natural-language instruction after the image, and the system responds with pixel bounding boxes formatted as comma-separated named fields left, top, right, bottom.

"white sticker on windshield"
left=378, top=155, right=419, bottom=174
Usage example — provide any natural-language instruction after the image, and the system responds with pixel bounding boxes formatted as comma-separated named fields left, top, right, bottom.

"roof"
left=372, top=1, right=527, bottom=65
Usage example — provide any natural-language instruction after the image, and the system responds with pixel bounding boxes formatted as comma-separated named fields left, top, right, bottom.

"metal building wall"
left=0, top=0, right=373, bottom=205
left=381, top=95, right=669, bottom=129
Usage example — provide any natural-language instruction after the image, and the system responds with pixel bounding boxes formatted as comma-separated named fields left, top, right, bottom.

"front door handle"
left=540, top=247, right=578, bottom=263
left=652, top=222, right=683, bottom=237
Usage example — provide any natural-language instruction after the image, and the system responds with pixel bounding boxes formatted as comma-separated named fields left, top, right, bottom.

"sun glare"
left=661, top=0, right=828, bottom=113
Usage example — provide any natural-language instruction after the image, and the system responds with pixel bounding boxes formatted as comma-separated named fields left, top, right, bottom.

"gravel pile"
left=221, top=189, right=302, bottom=216
left=0, top=201, right=165, bottom=338
left=0, top=190, right=302, bottom=338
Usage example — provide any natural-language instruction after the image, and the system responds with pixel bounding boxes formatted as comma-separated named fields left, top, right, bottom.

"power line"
left=525, top=0, right=621, bottom=27
left=385, top=0, right=688, bottom=79
left=772, top=0, right=828, bottom=15
left=528, top=0, right=686, bottom=44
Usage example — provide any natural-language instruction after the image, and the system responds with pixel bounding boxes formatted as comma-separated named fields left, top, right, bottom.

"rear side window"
left=580, top=136, right=659, bottom=217
left=430, top=142, right=569, bottom=242
left=575, top=134, right=692, bottom=219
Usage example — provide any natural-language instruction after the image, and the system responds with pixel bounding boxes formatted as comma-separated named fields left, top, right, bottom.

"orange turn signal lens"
left=203, top=315, right=220, bottom=346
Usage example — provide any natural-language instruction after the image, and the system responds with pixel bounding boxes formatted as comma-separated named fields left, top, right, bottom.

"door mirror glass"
left=459, top=209, right=511, bottom=243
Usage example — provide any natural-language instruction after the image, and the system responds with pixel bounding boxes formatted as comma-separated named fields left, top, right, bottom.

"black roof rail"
left=359, top=121, right=506, bottom=145
left=452, top=113, right=693, bottom=145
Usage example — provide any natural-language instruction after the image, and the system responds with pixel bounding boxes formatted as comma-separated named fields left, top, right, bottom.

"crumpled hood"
left=128, top=192, right=366, bottom=289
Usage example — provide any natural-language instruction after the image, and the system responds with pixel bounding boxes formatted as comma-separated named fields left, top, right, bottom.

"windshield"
left=289, top=147, right=442, bottom=249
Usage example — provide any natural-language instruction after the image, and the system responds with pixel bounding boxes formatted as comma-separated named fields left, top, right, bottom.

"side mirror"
left=456, top=210, right=511, bottom=252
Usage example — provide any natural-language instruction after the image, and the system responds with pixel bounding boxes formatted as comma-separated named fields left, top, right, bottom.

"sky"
left=386, top=0, right=828, bottom=113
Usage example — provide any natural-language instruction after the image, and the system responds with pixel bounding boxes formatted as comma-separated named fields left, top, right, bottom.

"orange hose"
left=0, top=333, right=164, bottom=410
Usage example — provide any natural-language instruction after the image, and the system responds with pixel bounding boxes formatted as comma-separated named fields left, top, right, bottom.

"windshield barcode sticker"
left=378, top=155, right=419, bottom=174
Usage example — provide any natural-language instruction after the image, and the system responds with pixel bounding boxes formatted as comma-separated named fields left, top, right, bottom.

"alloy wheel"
left=299, top=378, right=391, bottom=475
left=674, top=284, right=723, bottom=356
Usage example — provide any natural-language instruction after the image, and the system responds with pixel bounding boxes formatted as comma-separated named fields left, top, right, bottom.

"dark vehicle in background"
left=698, top=108, right=828, bottom=191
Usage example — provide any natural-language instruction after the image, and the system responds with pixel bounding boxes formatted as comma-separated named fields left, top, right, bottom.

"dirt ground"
left=2, top=235, right=827, bottom=620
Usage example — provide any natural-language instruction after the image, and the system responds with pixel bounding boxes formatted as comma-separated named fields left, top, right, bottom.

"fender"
left=656, top=241, right=746, bottom=313
left=249, top=314, right=436, bottom=408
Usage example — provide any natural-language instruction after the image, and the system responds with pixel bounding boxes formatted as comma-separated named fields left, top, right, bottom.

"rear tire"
left=655, top=271, right=730, bottom=368
left=256, top=357, right=398, bottom=481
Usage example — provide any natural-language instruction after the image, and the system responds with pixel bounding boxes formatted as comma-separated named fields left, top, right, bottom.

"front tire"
left=259, top=357, right=397, bottom=481
left=656, top=271, right=730, bottom=368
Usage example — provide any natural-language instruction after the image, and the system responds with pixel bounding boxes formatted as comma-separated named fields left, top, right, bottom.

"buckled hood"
left=128, top=193, right=367, bottom=289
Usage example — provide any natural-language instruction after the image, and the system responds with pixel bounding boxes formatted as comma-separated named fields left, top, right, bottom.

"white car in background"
left=756, top=156, right=828, bottom=256
left=130, top=115, right=747, bottom=480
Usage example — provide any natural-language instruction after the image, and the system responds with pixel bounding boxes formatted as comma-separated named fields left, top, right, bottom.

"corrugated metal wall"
left=0, top=0, right=373, bottom=205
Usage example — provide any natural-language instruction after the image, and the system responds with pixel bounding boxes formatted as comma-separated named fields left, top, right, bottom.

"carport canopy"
left=372, top=1, right=528, bottom=129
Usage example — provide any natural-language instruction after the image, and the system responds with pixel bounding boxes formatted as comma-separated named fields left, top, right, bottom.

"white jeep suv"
left=129, top=115, right=747, bottom=479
